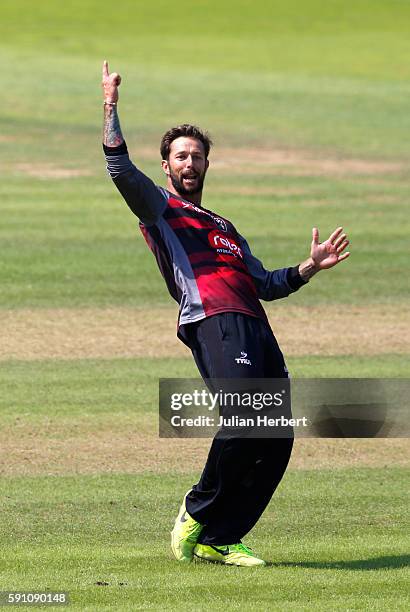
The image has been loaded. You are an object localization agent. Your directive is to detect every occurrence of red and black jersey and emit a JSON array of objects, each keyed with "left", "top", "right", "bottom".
[{"left": 104, "top": 143, "right": 306, "bottom": 342}]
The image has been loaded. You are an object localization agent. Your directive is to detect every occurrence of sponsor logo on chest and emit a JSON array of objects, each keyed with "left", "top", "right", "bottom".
[{"left": 208, "top": 230, "right": 243, "bottom": 259}]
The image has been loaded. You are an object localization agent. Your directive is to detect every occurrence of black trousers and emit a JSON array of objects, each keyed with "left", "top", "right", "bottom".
[{"left": 184, "top": 313, "right": 294, "bottom": 545}]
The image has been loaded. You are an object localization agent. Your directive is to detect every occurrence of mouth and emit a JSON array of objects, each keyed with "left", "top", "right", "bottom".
[{"left": 182, "top": 174, "right": 198, "bottom": 185}]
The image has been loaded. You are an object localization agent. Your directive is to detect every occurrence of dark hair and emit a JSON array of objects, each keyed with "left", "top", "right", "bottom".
[{"left": 160, "top": 124, "right": 212, "bottom": 160}]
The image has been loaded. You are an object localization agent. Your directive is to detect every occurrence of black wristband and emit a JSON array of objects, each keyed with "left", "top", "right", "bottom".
[{"left": 103, "top": 141, "right": 128, "bottom": 156}]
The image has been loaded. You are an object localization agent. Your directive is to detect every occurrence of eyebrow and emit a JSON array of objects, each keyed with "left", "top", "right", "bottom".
[{"left": 174, "top": 149, "right": 204, "bottom": 155}]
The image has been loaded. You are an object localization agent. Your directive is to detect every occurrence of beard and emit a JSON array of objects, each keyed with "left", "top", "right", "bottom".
[{"left": 169, "top": 167, "right": 206, "bottom": 198}]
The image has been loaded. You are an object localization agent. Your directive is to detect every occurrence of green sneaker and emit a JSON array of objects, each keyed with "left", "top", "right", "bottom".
[
  {"left": 194, "top": 543, "right": 266, "bottom": 566},
  {"left": 171, "top": 492, "right": 203, "bottom": 562}
]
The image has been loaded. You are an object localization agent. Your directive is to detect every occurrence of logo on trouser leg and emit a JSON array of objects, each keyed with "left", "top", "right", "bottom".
[{"left": 235, "top": 351, "right": 252, "bottom": 365}]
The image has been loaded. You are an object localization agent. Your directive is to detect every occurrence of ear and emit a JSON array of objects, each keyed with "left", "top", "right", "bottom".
[
  {"left": 161, "top": 159, "right": 170, "bottom": 177},
  {"left": 205, "top": 159, "right": 209, "bottom": 171}
]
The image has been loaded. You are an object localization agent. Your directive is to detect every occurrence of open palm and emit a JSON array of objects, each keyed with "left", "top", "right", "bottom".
[{"left": 311, "top": 227, "right": 350, "bottom": 270}]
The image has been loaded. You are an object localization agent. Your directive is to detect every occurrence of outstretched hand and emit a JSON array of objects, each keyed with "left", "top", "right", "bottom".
[
  {"left": 102, "top": 60, "right": 121, "bottom": 104},
  {"left": 310, "top": 226, "right": 350, "bottom": 270}
]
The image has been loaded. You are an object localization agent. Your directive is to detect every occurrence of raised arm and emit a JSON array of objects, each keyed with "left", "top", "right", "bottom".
[
  {"left": 102, "top": 60, "right": 124, "bottom": 148},
  {"left": 239, "top": 226, "right": 350, "bottom": 301},
  {"left": 101, "top": 60, "right": 167, "bottom": 225}
]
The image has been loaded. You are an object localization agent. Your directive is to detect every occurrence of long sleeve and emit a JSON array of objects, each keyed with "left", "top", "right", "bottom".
[
  {"left": 238, "top": 234, "right": 307, "bottom": 301},
  {"left": 104, "top": 142, "right": 167, "bottom": 226}
]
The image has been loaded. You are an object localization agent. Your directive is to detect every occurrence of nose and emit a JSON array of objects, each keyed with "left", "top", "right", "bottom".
[{"left": 185, "top": 155, "right": 193, "bottom": 168}]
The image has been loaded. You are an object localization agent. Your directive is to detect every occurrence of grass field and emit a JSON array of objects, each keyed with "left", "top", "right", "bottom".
[{"left": 1, "top": 1, "right": 409, "bottom": 610}]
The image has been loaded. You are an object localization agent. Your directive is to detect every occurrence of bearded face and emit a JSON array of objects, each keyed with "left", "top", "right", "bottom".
[
  {"left": 168, "top": 164, "right": 207, "bottom": 197},
  {"left": 162, "top": 136, "right": 209, "bottom": 202}
]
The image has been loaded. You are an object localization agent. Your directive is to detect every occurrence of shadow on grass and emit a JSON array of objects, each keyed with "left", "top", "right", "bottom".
[{"left": 267, "top": 554, "right": 410, "bottom": 571}]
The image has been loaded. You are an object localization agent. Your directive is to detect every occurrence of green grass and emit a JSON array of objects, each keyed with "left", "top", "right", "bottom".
[
  {"left": 0, "top": 1, "right": 409, "bottom": 609},
  {"left": 0, "top": 469, "right": 408, "bottom": 611},
  {"left": 0, "top": 355, "right": 408, "bottom": 422},
  {"left": 2, "top": 172, "right": 409, "bottom": 307},
  {"left": 2, "top": 0, "right": 410, "bottom": 80},
  {"left": 1, "top": 1, "right": 410, "bottom": 308}
]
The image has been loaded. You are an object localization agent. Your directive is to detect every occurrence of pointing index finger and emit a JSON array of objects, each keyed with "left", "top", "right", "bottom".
[{"left": 103, "top": 59, "right": 109, "bottom": 78}]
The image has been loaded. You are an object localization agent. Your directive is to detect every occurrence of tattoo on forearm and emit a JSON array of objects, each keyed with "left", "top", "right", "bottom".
[
  {"left": 103, "top": 105, "right": 124, "bottom": 147},
  {"left": 298, "top": 258, "right": 319, "bottom": 281}
]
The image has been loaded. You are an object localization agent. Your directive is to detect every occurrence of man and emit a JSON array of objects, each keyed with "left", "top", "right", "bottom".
[{"left": 101, "top": 60, "right": 350, "bottom": 567}]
